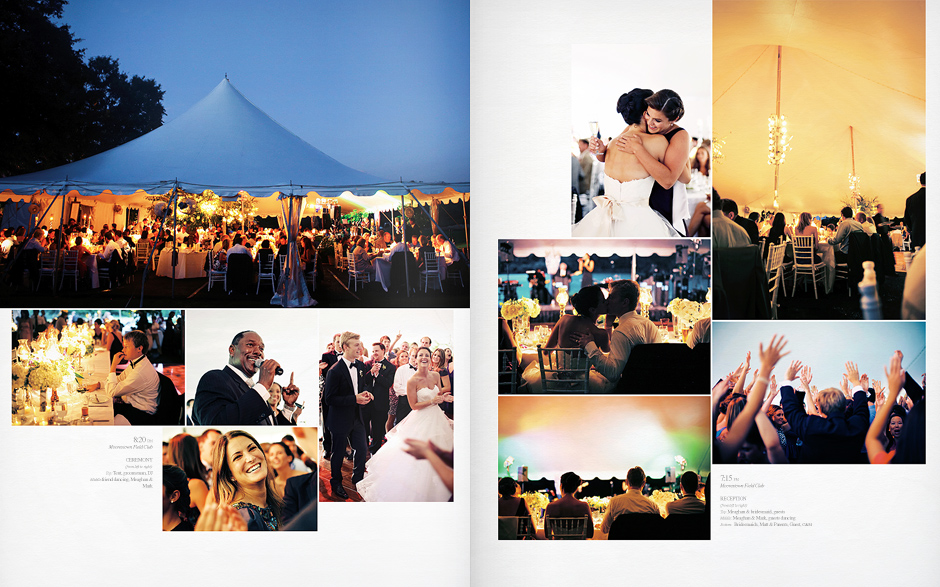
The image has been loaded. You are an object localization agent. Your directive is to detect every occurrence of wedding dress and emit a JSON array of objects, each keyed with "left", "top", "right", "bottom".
[
  {"left": 356, "top": 386, "right": 454, "bottom": 502},
  {"left": 572, "top": 175, "right": 680, "bottom": 237}
]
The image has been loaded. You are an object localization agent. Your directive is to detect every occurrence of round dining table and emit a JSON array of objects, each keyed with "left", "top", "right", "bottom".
[{"left": 156, "top": 250, "right": 209, "bottom": 278}]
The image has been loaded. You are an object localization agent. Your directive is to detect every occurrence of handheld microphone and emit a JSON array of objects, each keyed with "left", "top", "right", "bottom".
[{"left": 254, "top": 358, "right": 284, "bottom": 376}]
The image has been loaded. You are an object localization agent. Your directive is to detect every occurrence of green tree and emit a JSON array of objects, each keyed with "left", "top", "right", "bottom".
[{"left": 0, "top": 0, "right": 164, "bottom": 177}]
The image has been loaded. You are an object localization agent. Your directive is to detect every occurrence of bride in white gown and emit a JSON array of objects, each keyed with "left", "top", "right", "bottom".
[
  {"left": 573, "top": 88, "right": 680, "bottom": 238},
  {"left": 356, "top": 347, "right": 454, "bottom": 502}
]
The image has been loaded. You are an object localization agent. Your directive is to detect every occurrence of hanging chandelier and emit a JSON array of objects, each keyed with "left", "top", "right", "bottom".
[{"left": 767, "top": 114, "right": 791, "bottom": 165}]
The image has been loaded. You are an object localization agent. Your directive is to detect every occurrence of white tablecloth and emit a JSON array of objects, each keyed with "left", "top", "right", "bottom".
[
  {"left": 156, "top": 250, "right": 208, "bottom": 278},
  {"left": 889, "top": 230, "right": 904, "bottom": 248},
  {"left": 373, "top": 252, "right": 446, "bottom": 292}
]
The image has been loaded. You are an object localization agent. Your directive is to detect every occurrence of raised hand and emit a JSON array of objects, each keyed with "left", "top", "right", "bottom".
[
  {"left": 839, "top": 375, "right": 851, "bottom": 399},
  {"left": 860, "top": 373, "right": 870, "bottom": 391},
  {"left": 712, "top": 378, "right": 732, "bottom": 406},
  {"left": 844, "top": 361, "right": 860, "bottom": 387},
  {"left": 885, "top": 352, "right": 905, "bottom": 397},
  {"left": 800, "top": 365, "right": 813, "bottom": 387},
  {"left": 785, "top": 360, "right": 803, "bottom": 381},
  {"left": 872, "top": 380, "right": 884, "bottom": 395},
  {"left": 758, "top": 335, "right": 789, "bottom": 371},
  {"left": 875, "top": 391, "right": 886, "bottom": 409}
]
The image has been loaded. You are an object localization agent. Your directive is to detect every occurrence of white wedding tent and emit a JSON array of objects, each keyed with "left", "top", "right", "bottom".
[
  {"left": 0, "top": 78, "right": 468, "bottom": 222},
  {"left": 713, "top": 0, "right": 925, "bottom": 216}
]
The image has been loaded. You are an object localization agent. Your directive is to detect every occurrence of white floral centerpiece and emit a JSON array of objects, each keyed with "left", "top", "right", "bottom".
[
  {"left": 649, "top": 490, "right": 679, "bottom": 517},
  {"left": 500, "top": 298, "right": 541, "bottom": 343}
]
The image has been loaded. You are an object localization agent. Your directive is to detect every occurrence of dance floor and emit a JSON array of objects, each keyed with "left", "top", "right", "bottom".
[{"left": 318, "top": 440, "right": 364, "bottom": 502}]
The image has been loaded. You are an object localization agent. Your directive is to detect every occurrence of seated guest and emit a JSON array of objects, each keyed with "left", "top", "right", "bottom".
[
  {"left": 828, "top": 206, "right": 864, "bottom": 261},
  {"left": 415, "top": 235, "right": 437, "bottom": 270},
  {"left": 352, "top": 237, "right": 377, "bottom": 276},
  {"left": 498, "top": 477, "right": 536, "bottom": 531},
  {"left": 227, "top": 234, "right": 251, "bottom": 258},
  {"left": 434, "top": 233, "right": 460, "bottom": 266},
  {"left": 70, "top": 236, "right": 93, "bottom": 278},
  {"left": 779, "top": 359, "right": 869, "bottom": 463},
  {"left": 712, "top": 195, "right": 752, "bottom": 248},
  {"left": 382, "top": 233, "right": 408, "bottom": 262},
  {"left": 687, "top": 317, "right": 710, "bottom": 349},
  {"left": 765, "top": 212, "right": 786, "bottom": 245},
  {"left": 544, "top": 472, "right": 594, "bottom": 539},
  {"left": 193, "top": 330, "right": 280, "bottom": 425},
  {"left": 24, "top": 228, "right": 47, "bottom": 252},
  {"left": 521, "top": 284, "right": 610, "bottom": 393},
  {"left": 721, "top": 198, "right": 759, "bottom": 244},
  {"left": 856, "top": 212, "right": 876, "bottom": 235},
  {"left": 665, "top": 471, "right": 706, "bottom": 516},
  {"left": 257, "top": 239, "right": 274, "bottom": 268},
  {"left": 573, "top": 280, "right": 661, "bottom": 393},
  {"left": 86, "top": 330, "right": 160, "bottom": 425},
  {"left": 600, "top": 466, "right": 659, "bottom": 533},
  {"left": 791, "top": 212, "right": 822, "bottom": 261}
]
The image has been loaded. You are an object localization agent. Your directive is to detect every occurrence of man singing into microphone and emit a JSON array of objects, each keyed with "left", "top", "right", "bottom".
[{"left": 193, "top": 330, "right": 295, "bottom": 425}]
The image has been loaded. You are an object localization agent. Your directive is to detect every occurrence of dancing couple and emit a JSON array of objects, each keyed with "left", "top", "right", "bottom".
[
  {"left": 573, "top": 88, "right": 696, "bottom": 237},
  {"left": 323, "top": 331, "right": 454, "bottom": 501}
]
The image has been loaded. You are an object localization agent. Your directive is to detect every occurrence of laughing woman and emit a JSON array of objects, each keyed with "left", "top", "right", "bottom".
[{"left": 212, "top": 430, "right": 283, "bottom": 531}]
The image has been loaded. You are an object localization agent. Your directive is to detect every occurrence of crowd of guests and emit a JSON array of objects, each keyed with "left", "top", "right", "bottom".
[
  {"left": 714, "top": 336, "right": 925, "bottom": 464},
  {"left": 498, "top": 467, "right": 707, "bottom": 540},
  {"left": 319, "top": 332, "right": 455, "bottom": 475},
  {"left": 338, "top": 224, "right": 467, "bottom": 293},
  {"left": 161, "top": 428, "right": 317, "bottom": 531}
]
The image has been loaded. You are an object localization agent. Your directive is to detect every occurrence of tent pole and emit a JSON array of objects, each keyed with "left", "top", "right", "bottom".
[
  {"left": 139, "top": 187, "right": 174, "bottom": 307},
  {"left": 171, "top": 183, "right": 179, "bottom": 299},
  {"left": 772, "top": 45, "right": 782, "bottom": 206},
  {"left": 401, "top": 191, "right": 410, "bottom": 297},
  {"left": 461, "top": 196, "right": 468, "bottom": 252}
]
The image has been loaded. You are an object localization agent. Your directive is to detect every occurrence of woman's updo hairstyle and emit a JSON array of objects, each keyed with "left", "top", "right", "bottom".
[
  {"left": 617, "top": 88, "right": 654, "bottom": 124},
  {"left": 645, "top": 89, "right": 685, "bottom": 122},
  {"left": 163, "top": 464, "right": 198, "bottom": 523},
  {"left": 498, "top": 476, "right": 519, "bottom": 498},
  {"left": 570, "top": 284, "right": 604, "bottom": 316}
]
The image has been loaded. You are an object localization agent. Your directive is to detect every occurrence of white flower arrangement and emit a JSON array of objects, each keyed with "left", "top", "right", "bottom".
[
  {"left": 11, "top": 363, "right": 28, "bottom": 389},
  {"left": 27, "top": 363, "right": 63, "bottom": 391},
  {"left": 666, "top": 298, "right": 708, "bottom": 323},
  {"left": 500, "top": 298, "right": 540, "bottom": 321},
  {"left": 503, "top": 456, "right": 514, "bottom": 476},
  {"left": 674, "top": 455, "right": 687, "bottom": 470}
]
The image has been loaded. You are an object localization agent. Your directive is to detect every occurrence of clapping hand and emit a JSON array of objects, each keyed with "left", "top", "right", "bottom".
[
  {"left": 355, "top": 391, "right": 374, "bottom": 405},
  {"left": 194, "top": 503, "right": 248, "bottom": 532}
]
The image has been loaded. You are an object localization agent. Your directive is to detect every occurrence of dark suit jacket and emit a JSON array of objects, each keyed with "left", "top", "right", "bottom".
[
  {"left": 193, "top": 366, "right": 275, "bottom": 425},
  {"left": 733, "top": 216, "right": 760, "bottom": 245},
  {"left": 321, "top": 351, "right": 338, "bottom": 376},
  {"left": 904, "top": 187, "right": 925, "bottom": 248},
  {"left": 780, "top": 385, "right": 869, "bottom": 463},
  {"left": 282, "top": 473, "right": 317, "bottom": 528},
  {"left": 323, "top": 358, "right": 368, "bottom": 435},
  {"left": 362, "top": 358, "right": 395, "bottom": 412}
]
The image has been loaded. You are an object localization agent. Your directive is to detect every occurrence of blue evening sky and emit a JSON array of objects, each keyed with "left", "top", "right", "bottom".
[
  {"left": 57, "top": 0, "right": 469, "bottom": 183},
  {"left": 713, "top": 322, "right": 927, "bottom": 390}
]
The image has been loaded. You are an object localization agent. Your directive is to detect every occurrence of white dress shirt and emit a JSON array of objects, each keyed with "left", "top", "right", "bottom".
[
  {"left": 584, "top": 311, "right": 662, "bottom": 384},
  {"left": 382, "top": 241, "right": 407, "bottom": 262},
  {"left": 340, "top": 356, "right": 359, "bottom": 395},
  {"left": 105, "top": 356, "right": 160, "bottom": 415},
  {"left": 393, "top": 363, "right": 417, "bottom": 397},
  {"left": 227, "top": 243, "right": 251, "bottom": 257}
]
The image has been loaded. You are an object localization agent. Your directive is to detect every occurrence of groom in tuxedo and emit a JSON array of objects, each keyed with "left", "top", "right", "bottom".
[
  {"left": 323, "top": 331, "right": 374, "bottom": 499},
  {"left": 193, "top": 331, "right": 280, "bottom": 425},
  {"left": 363, "top": 341, "right": 396, "bottom": 454}
]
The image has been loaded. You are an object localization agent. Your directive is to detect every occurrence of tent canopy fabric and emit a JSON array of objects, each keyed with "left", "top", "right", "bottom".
[
  {"left": 0, "top": 79, "right": 468, "bottom": 213},
  {"left": 714, "top": 0, "right": 925, "bottom": 216},
  {"left": 506, "top": 239, "right": 709, "bottom": 259}
]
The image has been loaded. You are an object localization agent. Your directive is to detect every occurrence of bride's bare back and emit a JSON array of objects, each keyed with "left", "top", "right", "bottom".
[{"left": 604, "top": 126, "right": 668, "bottom": 182}]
